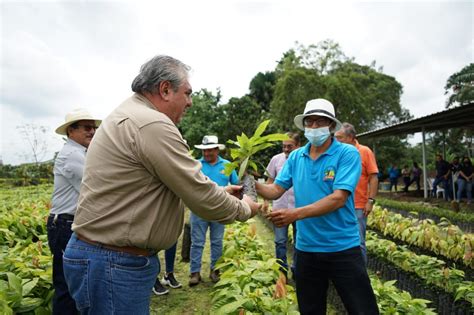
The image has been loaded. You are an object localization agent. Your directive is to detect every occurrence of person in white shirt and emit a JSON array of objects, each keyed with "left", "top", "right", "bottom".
[{"left": 47, "top": 109, "right": 100, "bottom": 314}]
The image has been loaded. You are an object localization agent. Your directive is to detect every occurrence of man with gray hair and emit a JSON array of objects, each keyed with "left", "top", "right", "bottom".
[
  {"left": 63, "top": 55, "right": 260, "bottom": 314},
  {"left": 335, "top": 122, "right": 379, "bottom": 265}
]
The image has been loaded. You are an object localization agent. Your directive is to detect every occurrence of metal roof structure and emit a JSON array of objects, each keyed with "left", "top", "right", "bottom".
[
  {"left": 357, "top": 102, "right": 474, "bottom": 140},
  {"left": 355, "top": 102, "right": 474, "bottom": 199}
]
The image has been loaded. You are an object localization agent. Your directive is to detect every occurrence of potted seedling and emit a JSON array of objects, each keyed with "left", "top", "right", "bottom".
[{"left": 223, "top": 120, "right": 289, "bottom": 203}]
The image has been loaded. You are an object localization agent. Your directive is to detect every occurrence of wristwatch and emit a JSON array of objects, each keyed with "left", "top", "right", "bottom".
[{"left": 368, "top": 198, "right": 376, "bottom": 204}]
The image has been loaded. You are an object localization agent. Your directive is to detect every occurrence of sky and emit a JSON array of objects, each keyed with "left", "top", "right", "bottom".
[{"left": 1, "top": 0, "right": 472, "bottom": 165}]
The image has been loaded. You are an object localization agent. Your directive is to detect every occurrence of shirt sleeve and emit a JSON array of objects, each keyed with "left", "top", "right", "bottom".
[
  {"left": 333, "top": 147, "right": 362, "bottom": 194},
  {"left": 365, "top": 148, "right": 379, "bottom": 175},
  {"left": 266, "top": 156, "right": 277, "bottom": 180},
  {"left": 62, "top": 149, "right": 85, "bottom": 192},
  {"left": 136, "top": 122, "right": 251, "bottom": 223},
  {"left": 274, "top": 154, "right": 293, "bottom": 190}
]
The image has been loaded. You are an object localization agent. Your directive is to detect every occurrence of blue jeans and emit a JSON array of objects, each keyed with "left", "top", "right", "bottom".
[
  {"left": 295, "top": 247, "right": 378, "bottom": 315},
  {"left": 46, "top": 215, "right": 78, "bottom": 315},
  {"left": 355, "top": 209, "right": 367, "bottom": 266},
  {"left": 190, "top": 213, "right": 224, "bottom": 272},
  {"left": 457, "top": 179, "right": 472, "bottom": 203},
  {"left": 63, "top": 233, "right": 158, "bottom": 314},
  {"left": 274, "top": 222, "right": 297, "bottom": 275}
]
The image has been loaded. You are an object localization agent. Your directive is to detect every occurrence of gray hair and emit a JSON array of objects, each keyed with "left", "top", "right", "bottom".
[
  {"left": 340, "top": 122, "right": 357, "bottom": 138},
  {"left": 131, "top": 55, "right": 190, "bottom": 94}
]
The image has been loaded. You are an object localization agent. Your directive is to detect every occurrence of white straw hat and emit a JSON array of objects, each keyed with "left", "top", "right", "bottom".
[
  {"left": 194, "top": 135, "right": 225, "bottom": 150},
  {"left": 55, "top": 108, "right": 101, "bottom": 135},
  {"left": 294, "top": 99, "right": 342, "bottom": 131}
]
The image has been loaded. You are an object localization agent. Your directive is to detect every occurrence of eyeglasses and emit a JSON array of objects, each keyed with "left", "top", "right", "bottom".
[
  {"left": 77, "top": 125, "right": 98, "bottom": 132},
  {"left": 282, "top": 144, "right": 295, "bottom": 149},
  {"left": 303, "top": 117, "right": 331, "bottom": 128}
]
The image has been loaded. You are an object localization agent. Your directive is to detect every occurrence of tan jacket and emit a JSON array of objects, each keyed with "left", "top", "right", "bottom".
[{"left": 72, "top": 93, "right": 251, "bottom": 250}]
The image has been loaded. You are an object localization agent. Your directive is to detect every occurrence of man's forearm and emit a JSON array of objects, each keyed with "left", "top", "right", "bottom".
[
  {"left": 368, "top": 175, "right": 378, "bottom": 199},
  {"left": 256, "top": 181, "right": 285, "bottom": 200},
  {"left": 296, "top": 190, "right": 348, "bottom": 220}
]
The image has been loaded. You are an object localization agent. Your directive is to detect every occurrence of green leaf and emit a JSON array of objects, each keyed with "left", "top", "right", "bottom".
[
  {"left": 254, "top": 134, "right": 289, "bottom": 145},
  {"left": 251, "top": 120, "right": 270, "bottom": 139},
  {"left": 0, "top": 300, "right": 13, "bottom": 315},
  {"left": 250, "top": 143, "right": 276, "bottom": 156},
  {"left": 7, "top": 273, "right": 22, "bottom": 296},
  {"left": 250, "top": 273, "right": 274, "bottom": 284},
  {"left": 22, "top": 278, "right": 38, "bottom": 296},
  {"left": 16, "top": 297, "right": 43, "bottom": 313},
  {"left": 238, "top": 157, "right": 249, "bottom": 181},
  {"left": 214, "top": 298, "right": 251, "bottom": 315},
  {"left": 248, "top": 161, "right": 258, "bottom": 172}
]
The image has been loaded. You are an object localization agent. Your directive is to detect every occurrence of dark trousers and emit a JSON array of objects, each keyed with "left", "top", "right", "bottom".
[
  {"left": 403, "top": 176, "right": 411, "bottom": 192},
  {"left": 164, "top": 243, "right": 177, "bottom": 273},
  {"left": 46, "top": 215, "right": 78, "bottom": 315},
  {"left": 389, "top": 178, "right": 398, "bottom": 191},
  {"left": 409, "top": 176, "right": 421, "bottom": 191},
  {"left": 295, "top": 247, "right": 379, "bottom": 315}
]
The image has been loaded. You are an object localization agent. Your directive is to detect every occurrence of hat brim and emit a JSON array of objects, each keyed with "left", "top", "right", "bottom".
[
  {"left": 55, "top": 119, "right": 102, "bottom": 135},
  {"left": 194, "top": 144, "right": 225, "bottom": 150},
  {"left": 294, "top": 113, "right": 342, "bottom": 132}
]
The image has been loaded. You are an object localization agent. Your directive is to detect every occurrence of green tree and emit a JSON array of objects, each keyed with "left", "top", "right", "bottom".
[
  {"left": 217, "top": 96, "right": 265, "bottom": 145},
  {"left": 296, "top": 39, "right": 350, "bottom": 75},
  {"left": 365, "top": 137, "right": 409, "bottom": 180},
  {"left": 179, "top": 89, "right": 224, "bottom": 148},
  {"left": 441, "top": 63, "right": 474, "bottom": 159},
  {"left": 248, "top": 71, "right": 276, "bottom": 112},
  {"left": 275, "top": 49, "right": 302, "bottom": 74},
  {"left": 326, "top": 61, "right": 410, "bottom": 132},
  {"left": 270, "top": 68, "right": 326, "bottom": 131},
  {"left": 444, "top": 63, "right": 474, "bottom": 108}
]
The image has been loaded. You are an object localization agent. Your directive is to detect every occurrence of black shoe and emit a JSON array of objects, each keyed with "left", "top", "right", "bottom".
[
  {"left": 209, "top": 269, "right": 220, "bottom": 283},
  {"left": 152, "top": 279, "right": 169, "bottom": 295},
  {"left": 162, "top": 273, "right": 182, "bottom": 289}
]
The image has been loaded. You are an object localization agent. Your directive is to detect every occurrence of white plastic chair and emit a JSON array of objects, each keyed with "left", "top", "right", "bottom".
[
  {"left": 436, "top": 187, "right": 445, "bottom": 199},
  {"left": 427, "top": 177, "right": 445, "bottom": 199}
]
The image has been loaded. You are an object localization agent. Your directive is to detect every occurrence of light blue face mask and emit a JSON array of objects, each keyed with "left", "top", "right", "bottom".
[{"left": 304, "top": 127, "right": 331, "bottom": 147}]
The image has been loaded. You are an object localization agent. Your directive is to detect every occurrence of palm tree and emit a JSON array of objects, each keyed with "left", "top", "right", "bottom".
[{"left": 444, "top": 63, "right": 474, "bottom": 108}]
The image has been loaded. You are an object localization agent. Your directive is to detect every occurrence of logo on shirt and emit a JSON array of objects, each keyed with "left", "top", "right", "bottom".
[{"left": 323, "top": 167, "right": 336, "bottom": 181}]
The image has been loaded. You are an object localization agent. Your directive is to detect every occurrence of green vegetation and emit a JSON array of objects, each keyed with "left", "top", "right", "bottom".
[
  {"left": 367, "top": 231, "right": 474, "bottom": 306},
  {"left": 370, "top": 275, "right": 436, "bottom": 314},
  {"left": 369, "top": 205, "right": 473, "bottom": 267},
  {"left": 377, "top": 198, "right": 474, "bottom": 224},
  {"left": 224, "top": 120, "right": 288, "bottom": 180},
  {"left": 445, "top": 63, "right": 474, "bottom": 108},
  {"left": 2, "top": 184, "right": 474, "bottom": 314},
  {"left": 212, "top": 222, "right": 299, "bottom": 314},
  {"left": 0, "top": 185, "right": 53, "bottom": 314}
]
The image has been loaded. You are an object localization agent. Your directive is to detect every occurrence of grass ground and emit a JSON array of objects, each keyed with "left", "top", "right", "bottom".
[
  {"left": 149, "top": 214, "right": 278, "bottom": 314},
  {"left": 150, "top": 212, "right": 339, "bottom": 314},
  {"left": 149, "top": 210, "right": 214, "bottom": 315}
]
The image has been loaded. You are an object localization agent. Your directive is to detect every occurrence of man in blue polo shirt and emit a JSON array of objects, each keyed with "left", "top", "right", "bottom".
[
  {"left": 189, "top": 135, "right": 239, "bottom": 286},
  {"left": 256, "top": 99, "right": 378, "bottom": 314}
]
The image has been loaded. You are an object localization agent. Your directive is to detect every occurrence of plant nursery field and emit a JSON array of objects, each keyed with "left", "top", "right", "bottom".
[{"left": 1, "top": 184, "right": 473, "bottom": 314}]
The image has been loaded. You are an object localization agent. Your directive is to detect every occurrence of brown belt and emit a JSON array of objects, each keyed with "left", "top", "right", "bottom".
[{"left": 76, "top": 233, "right": 155, "bottom": 257}]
